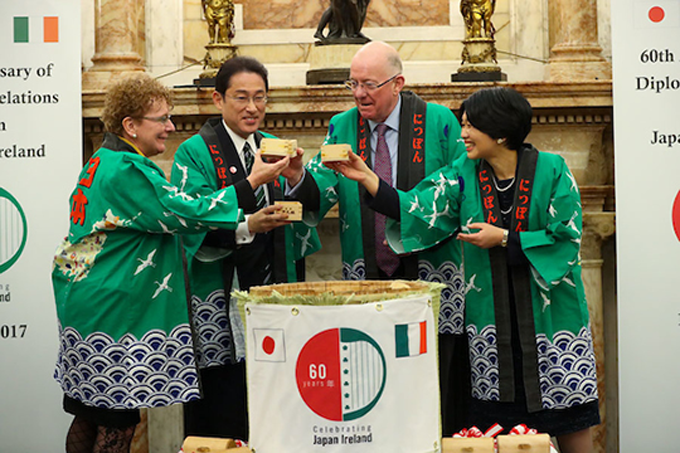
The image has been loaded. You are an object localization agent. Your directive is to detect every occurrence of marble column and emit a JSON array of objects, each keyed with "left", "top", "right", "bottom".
[
  {"left": 130, "top": 409, "right": 149, "bottom": 453},
  {"left": 147, "top": 405, "right": 185, "bottom": 453},
  {"left": 82, "top": 0, "right": 145, "bottom": 90},
  {"left": 545, "top": 0, "right": 611, "bottom": 81},
  {"left": 581, "top": 188, "right": 615, "bottom": 453}
]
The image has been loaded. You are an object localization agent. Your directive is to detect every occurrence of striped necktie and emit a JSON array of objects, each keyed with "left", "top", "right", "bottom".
[
  {"left": 373, "top": 123, "right": 400, "bottom": 276},
  {"left": 243, "top": 141, "right": 266, "bottom": 210}
]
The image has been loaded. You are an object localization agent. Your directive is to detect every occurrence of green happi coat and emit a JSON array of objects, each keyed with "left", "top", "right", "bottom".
[
  {"left": 387, "top": 145, "right": 598, "bottom": 411},
  {"left": 301, "top": 92, "right": 468, "bottom": 335},
  {"left": 52, "top": 133, "right": 244, "bottom": 410},
  {"left": 172, "top": 119, "right": 320, "bottom": 367}
]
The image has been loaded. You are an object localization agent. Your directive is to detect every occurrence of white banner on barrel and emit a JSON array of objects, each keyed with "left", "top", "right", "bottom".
[{"left": 246, "top": 295, "right": 440, "bottom": 453}]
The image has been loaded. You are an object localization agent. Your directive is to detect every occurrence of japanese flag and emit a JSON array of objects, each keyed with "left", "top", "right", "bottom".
[
  {"left": 253, "top": 328, "right": 286, "bottom": 362},
  {"left": 395, "top": 321, "right": 427, "bottom": 358},
  {"left": 633, "top": 2, "right": 680, "bottom": 28}
]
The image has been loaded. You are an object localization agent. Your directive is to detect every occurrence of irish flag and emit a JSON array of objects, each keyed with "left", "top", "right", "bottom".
[
  {"left": 395, "top": 320, "right": 427, "bottom": 358},
  {"left": 13, "top": 16, "right": 59, "bottom": 43}
]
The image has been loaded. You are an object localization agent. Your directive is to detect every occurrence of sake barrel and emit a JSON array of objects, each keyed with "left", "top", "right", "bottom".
[{"left": 235, "top": 280, "right": 444, "bottom": 453}]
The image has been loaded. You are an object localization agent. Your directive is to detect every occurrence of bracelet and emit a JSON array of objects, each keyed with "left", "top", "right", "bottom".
[{"left": 501, "top": 229, "right": 509, "bottom": 247}]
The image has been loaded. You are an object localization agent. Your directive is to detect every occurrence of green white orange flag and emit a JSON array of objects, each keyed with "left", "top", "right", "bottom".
[
  {"left": 395, "top": 320, "right": 428, "bottom": 358},
  {"left": 13, "top": 16, "right": 59, "bottom": 43}
]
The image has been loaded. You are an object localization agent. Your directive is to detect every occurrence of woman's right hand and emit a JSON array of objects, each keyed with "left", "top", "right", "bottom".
[
  {"left": 325, "top": 152, "right": 381, "bottom": 196},
  {"left": 456, "top": 222, "right": 506, "bottom": 249}
]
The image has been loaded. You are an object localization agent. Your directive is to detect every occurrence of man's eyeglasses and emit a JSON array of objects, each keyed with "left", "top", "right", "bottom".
[
  {"left": 344, "top": 73, "right": 401, "bottom": 92},
  {"left": 225, "top": 94, "right": 268, "bottom": 107},
  {"left": 139, "top": 114, "right": 172, "bottom": 124}
]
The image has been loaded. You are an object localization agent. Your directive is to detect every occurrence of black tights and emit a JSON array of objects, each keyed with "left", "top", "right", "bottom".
[{"left": 66, "top": 416, "right": 136, "bottom": 453}]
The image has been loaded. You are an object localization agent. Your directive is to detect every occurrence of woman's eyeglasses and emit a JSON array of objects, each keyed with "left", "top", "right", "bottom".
[{"left": 139, "top": 114, "right": 172, "bottom": 124}]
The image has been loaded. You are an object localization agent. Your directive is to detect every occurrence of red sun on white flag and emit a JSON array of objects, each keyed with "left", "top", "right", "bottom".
[
  {"left": 253, "top": 328, "right": 286, "bottom": 362},
  {"left": 634, "top": 2, "right": 680, "bottom": 27}
]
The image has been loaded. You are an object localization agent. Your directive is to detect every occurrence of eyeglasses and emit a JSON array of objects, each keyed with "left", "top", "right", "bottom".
[
  {"left": 344, "top": 73, "right": 401, "bottom": 92},
  {"left": 138, "top": 114, "right": 172, "bottom": 124},
  {"left": 225, "top": 94, "right": 268, "bottom": 107}
]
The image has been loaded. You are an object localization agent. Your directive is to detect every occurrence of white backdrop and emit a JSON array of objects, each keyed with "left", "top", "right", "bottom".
[
  {"left": 612, "top": 1, "right": 680, "bottom": 451},
  {"left": 0, "top": 1, "right": 82, "bottom": 450}
]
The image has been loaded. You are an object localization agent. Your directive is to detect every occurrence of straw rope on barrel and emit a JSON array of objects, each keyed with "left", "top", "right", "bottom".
[
  {"left": 249, "top": 279, "right": 430, "bottom": 297},
  {"left": 233, "top": 280, "right": 444, "bottom": 325}
]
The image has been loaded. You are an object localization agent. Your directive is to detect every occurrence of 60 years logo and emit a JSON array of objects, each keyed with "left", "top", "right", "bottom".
[
  {"left": 295, "top": 328, "right": 386, "bottom": 421},
  {"left": 0, "top": 188, "right": 28, "bottom": 273}
]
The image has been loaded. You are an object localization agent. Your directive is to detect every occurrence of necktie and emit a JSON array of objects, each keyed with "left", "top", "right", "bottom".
[
  {"left": 243, "top": 141, "right": 271, "bottom": 283},
  {"left": 243, "top": 141, "right": 266, "bottom": 210},
  {"left": 373, "top": 123, "right": 400, "bottom": 276}
]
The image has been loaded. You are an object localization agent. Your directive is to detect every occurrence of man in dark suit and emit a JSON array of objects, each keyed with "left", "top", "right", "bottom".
[{"left": 171, "top": 56, "right": 317, "bottom": 439}]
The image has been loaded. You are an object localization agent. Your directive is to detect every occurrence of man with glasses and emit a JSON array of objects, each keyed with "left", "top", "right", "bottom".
[
  {"left": 284, "top": 41, "right": 469, "bottom": 435},
  {"left": 171, "top": 56, "right": 319, "bottom": 440}
]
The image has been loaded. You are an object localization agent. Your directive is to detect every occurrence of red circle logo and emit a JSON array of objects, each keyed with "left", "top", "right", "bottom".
[
  {"left": 649, "top": 6, "right": 665, "bottom": 23},
  {"left": 672, "top": 191, "right": 680, "bottom": 241},
  {"left": 295, "top": 328, "right": 386, "bottom": 421}
]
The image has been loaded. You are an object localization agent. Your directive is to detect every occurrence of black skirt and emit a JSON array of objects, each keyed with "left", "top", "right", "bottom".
[
  {"left": 467, "top": 395, "right": 600, "bottom": 437},
  {"left": 63, "top": 395, "right": 141, "bottom": 428}
]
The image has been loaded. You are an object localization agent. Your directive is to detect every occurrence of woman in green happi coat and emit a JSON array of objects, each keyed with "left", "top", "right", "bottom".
[
  {"left": 326, "top": 87, "right": 599, "bottom": 453},
  {"left": 52, "top": 74, "right": 290, "bottom": 453}
]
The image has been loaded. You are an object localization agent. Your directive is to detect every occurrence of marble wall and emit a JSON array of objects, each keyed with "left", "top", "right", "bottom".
[
  {"left": 239, "top": 0, "right": 451, "bottom": 29},
  {"left": 83, "top": 0, "right": 569, "bottom": 86},
  {"left": 81, "top": 0, "right": 612, "bottom": 84}
]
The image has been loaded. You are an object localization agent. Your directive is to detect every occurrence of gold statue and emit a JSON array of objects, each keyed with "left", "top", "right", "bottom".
[
  {"left": 452, "top": 0, "right": 505, "bottom": 81},
  {"left": 197, "top": 0, "right": 238, "bottom": 84},
  {"left": 460, "top": 0, "right": 496, "bottom": 39},
  {"left": 202, "top": 0, "right": 235, "bottom": 44}
]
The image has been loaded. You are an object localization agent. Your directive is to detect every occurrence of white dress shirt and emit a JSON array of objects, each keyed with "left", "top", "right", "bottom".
[{"left": 223, "top": 120, "right": 269, "bottom": 244}]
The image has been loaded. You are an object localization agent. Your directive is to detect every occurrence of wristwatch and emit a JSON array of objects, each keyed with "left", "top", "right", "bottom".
[{"left": 501, "top": 229, "right": 509, "bottom": 247}]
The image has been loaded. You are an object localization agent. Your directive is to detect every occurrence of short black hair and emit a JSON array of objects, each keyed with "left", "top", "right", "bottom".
[
  {"left": 459, "top": 87, "right": 533, "bottom": 151},
  {"left": 215, "top": 56, "right": 269, "bottom": 95}
]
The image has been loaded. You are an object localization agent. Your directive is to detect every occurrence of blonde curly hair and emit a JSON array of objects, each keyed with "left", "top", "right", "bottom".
[{"left": 101, "top": 73, "right": 174, "bottom": 135}]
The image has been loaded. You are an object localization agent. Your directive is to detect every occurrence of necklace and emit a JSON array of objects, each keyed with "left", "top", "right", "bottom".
[{"left": 492, "top": 174, "right": 516, "bottom": 193}]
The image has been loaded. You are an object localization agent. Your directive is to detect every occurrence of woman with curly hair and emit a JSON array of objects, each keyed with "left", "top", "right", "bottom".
[{"left": 52, "top": 73, "right": 290, "bottom": 453}]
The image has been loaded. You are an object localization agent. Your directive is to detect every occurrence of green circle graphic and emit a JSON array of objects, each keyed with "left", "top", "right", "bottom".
[{"left": 0, "top": 187, "right": 28, "bottom": 273}]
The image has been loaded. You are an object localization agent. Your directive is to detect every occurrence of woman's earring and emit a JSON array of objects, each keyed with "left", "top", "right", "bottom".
[
  {"left": 132, "top": 133, "right": 137, "bottom": 138},
  {"left": 497, "top": 138, "right": 504, "bottom": 144}
]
